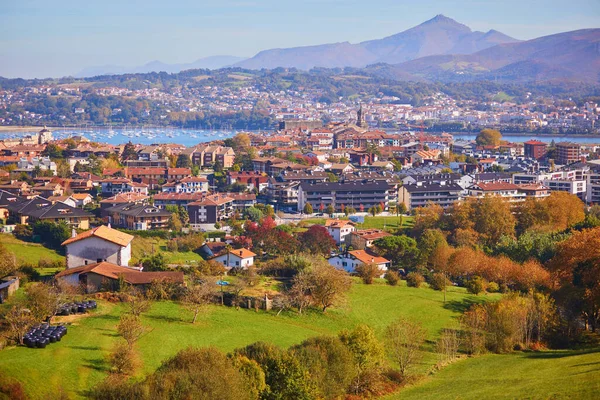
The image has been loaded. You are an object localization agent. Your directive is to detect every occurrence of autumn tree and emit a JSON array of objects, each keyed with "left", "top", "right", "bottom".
[
  {"left": 0, "top": 243, "right": 17, "bottom": 278},
  {"left": 107, "top": 342, "right": 139, "bottom": 376},
  {"left": 183, "top": 278, "right": 216, "bottom": 323},
  {"left": 338, "top": 324, "right": 384, "bottom": 395},
  {"left": 385, "top": 317, "right": 427, "bottom": 376},
  {"left": 3, "top": 302, "right": 35, "bottom": 345},
  {"left": 26, "top": 282, "right": 61, "bottom": 322},
  {"left": 412, "top": 202, "right": 444, "bottom": 237},
  {"left": 299, "top": 225, "right": 336, "bottom": 256},
  {"left": 303, "top": 203, "right": 313, "bottom": 215},
  {"left": 305, "top": 262, "right": 352, "bottom": 312},
  {"left": 471, "top": 196, "right": 516, "bottom": 246},
  {"left": 355, "top": 263, "right": 380, "bottom": 284},
  {"left": 117, "top": 314, "right": 145, "bottom": 348},
  {"left": 476, "top": 128, "right": 502, "bottom": 146},
  {"left": 549, "top": 227, "right": 600, "bottom": 332}
]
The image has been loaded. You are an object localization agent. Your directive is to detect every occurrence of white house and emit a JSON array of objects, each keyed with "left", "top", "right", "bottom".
[
  {"left": 61, "top": 225, "right": 134, "bottom": 269},
  {"left": 328, "top": 250, "right": 390, "bottom": 276},
  {"left": 211, "top": 248, "right": 256, "bottom": 269},
  {"left": 72, "top": 193, "right": 94, "bottom": 208},
  {"left": 325, "top": 219, "right": 355, "bottom": 244}
]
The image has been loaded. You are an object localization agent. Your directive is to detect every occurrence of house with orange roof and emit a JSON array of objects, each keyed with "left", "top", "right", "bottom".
[
  {"left": 61, "top": 225, "right": 134, "bottom": 269},
  {"left": 348, "top": 229, "right": 392, "bottom": 250},
  {"left": 55, "top": 261, "right": 184, "bottom": 293},
  {"left": 325, "top": 219, "right": 356, "bottom": 244},
  {"left": 328, "top": 249, "right": 390, "bottom": 276},
  {"left": 211, "top": 248, "right": 256, "bottom": 269}
]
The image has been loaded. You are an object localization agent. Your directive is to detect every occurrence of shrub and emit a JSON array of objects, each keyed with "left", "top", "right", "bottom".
[
  {"left": 487, "top": 282, "right": 500, "bottom": 293},
  {"left": 406, "top": 272, "right": 424, "bottom": 288},
  {"left": 355, "top": 263, "right": 380, "bottom": 284},
  {"left": 465, "top": 276, "right": 487, "bottom": 295},
  {"left": 12, "top": 224, "right": 32, "bottom": 241},
  {"left": 384, "top": 271, "right": 400, "bottom": 286},
  {"left": 107, "top": 342, "right": 138, "bottom": 376},
  {"left": 429, "top": 273, "right": 451, "bottom": 291}
]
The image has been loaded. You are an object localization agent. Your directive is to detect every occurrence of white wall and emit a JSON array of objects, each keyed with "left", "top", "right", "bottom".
[{"left": 66, "top": 237, "right": 130, "bottom": 269}]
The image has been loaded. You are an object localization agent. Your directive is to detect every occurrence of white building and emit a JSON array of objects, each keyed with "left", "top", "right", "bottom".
[
  {"left": 212, "top": 248, "right": 256, "bottom": 269},
  {"left": 328, "top": 250, "right": 390, "bottom": 276},
  {"left": 61, "top": 225, "right": 134, "bottom": 269},
  {"left": 325, "top": 219, "right": 356, "bottom": 244}
]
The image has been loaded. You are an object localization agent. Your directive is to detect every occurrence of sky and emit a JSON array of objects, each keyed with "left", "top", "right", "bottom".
[{"left": 1, "top": 0, "right": 599, "bottom": 79}]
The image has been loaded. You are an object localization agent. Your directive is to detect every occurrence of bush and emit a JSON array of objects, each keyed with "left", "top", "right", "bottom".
[
  {"left": 429, "top": 273, "right": 451, "bottom": 291},
  {"left": 355, "top": 263, "right": 380, "bottom": 284},
  {"left": 166, "top": 233, "right": 205, "bottom": 253},
  {"left": 465, "top": 276, "right": 487, "bottom": 295},
  {"left": 384, "top": 271, "right": 400, "bottom": 286},
  {"left": 406, "top": 272, "right": 424, "bottom": 288},
  {"left": 487, "top": 282, "right": 500, "bottom": 293},
  {"left": 0, "top": 372, "right": 27, "bottom": 400},
  {"left": 13, "top": 224, "right": 32, "bottom": 241},
  {"left": 107, "top": 342, "right": 138, "bottom": 376}
]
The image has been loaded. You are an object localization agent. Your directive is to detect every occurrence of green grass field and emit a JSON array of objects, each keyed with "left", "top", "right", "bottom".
[
  {"left": 304, "top": 215, "right": 414, "bottom": 232},
  {"left": 129, "top": 236, "right": 204, "bottom": 265},
  {"left": 0, "top": 282, "right": 492, "bottom": 399},
  {"left": 0, "top": 234, "right": 65, "bottom": 265},
  {"left": 387, "top": 348, "right": 600, "bottom": 400}
]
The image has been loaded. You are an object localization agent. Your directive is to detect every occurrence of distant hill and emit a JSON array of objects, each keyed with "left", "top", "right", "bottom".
[
  {"left": 234, "top": 15, "right": 519, "bottom": 70},
  {"left": 383, "top": 29, "right": 600, "bottom": 83},
  {"left": 75, "top": 55, "right": 246, "bottom": 78}
]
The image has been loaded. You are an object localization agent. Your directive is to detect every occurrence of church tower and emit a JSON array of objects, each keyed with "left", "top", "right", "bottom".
[{"left": 357, "top": 104, "right": 367, "bottom": 128}]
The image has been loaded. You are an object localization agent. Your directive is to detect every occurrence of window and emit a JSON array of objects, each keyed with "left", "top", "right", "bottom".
[{"left": 236, "top": 261, "right": 239, "bottom": 266}]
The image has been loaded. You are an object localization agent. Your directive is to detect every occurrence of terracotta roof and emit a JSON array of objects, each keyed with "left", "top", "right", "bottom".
[
  {"left": 352, "top": 229, "right": 391, "bottom": 241},
  {"left": 100, "top": 193, "right": 149, "bottom": 204},
  {"left": 325, "top": 219, "right": 354, "bottom": 229},
  {"left": 55, "top": 262, "right": 184, "bottom": 285},
  {"left": 72, "top": 193, "right": 92, "bottom": 200},
  {"left": 62, "top": 225, "right": 134, "bottom": 247},
  {"left": 213, "top": 248, "right": 256, "bottom": 259},
  {"left": 349, "top": 250, "right": 389, "bottom": 264}
]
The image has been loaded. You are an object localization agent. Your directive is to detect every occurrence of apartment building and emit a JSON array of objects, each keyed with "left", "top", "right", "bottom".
[
  {"left": 556, "top": 142, "right": 581, "bottom": 165},
  {"left": 298, "top": 181, "right": 393, "bottom": 213},
  {"left": 399, "top": 181, "right": 463, "bottom": 210},
  {"left": 188, "top": 194, "right": 234, "bottom": 226}
]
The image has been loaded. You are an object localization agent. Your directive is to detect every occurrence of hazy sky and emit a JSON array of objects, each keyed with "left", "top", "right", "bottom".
[{"left": 1, "top": 0, "right": 598, "bottom": 78}]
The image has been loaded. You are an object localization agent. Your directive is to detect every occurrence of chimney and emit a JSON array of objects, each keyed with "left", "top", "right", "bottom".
[
  {"left": 239, "top": 250, "right": 243, "bottom": 256},
  {"left": 107, "top": 222, "right": 111, "bottom": 229},
  {"left": 71, "top": 228, "right": 77, "bottom": 238}
]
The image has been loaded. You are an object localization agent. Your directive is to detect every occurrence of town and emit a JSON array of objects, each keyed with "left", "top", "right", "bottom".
[
  {"left": 1, "top": 69, "right": 599, "bottom": 134},
  {"left": 1, "top": 3, "right": 600, "bottom": 399}
]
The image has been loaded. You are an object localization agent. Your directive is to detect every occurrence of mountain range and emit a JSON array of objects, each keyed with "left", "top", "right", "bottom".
[
  {"left": 75, "top": 15, "right": 599, "bottom": 84},
  {"left": 75, "top": 55, "right": 246, "bottom": 78},
  {"left": 233, "top": 15, "right": 520, "bottom": 69}
]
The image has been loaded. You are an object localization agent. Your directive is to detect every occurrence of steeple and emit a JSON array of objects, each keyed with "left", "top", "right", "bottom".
[{"left": 357, "top": 104, "right": 367, "bottom": 128}]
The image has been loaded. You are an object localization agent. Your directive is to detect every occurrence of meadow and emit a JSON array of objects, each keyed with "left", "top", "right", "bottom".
[{"left": 0, "top": 281, "right": 491, "bottom": 399}]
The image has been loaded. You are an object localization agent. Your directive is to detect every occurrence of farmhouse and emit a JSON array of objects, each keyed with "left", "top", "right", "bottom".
[
  {"left": 62, "top": 225, "right": 134, "bottom": 269},
  {"left": 211, "top": 248, "right": 256, "bottom": 269},
  {"left": 55, "top": 262, "right": 184, "bottom": 293},
  {"left": 328, "top": 250, "right": 390, "bottom": 275}
]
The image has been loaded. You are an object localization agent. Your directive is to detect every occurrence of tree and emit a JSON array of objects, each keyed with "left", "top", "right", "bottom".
[
  {"left": 125, "top": 290, "right": 152, "bottom": 317},
  {"left": 183, "top": 278, "right": 215, "bottom": 323},
  {"left": 549, "top": 227, "right": 600, "bottom": 332},
  {"left": 42, "top": 143, "right": 64, "bottom": 159},
  {"left": 26, "top": 282, "right": 60, "bottom": 322},
  {"left": 232, "top": 132, "right": 251, "bottom": 152},
  {"left": 146, "top": 347, "right": 259, "bottom": 400},
  {"left": 3, "top": 303, "right": 35, "bottom": 345},
  {"left": 288, "top": 270, "right": 315, "bottom": 314},
  {"left": 141, "top": 253, "right": 167, "bottom": 271},
  {"left": 291, "top": 336, "right": 355, "bottom": 399},
  {"left": 476, "top": 128, "right": 502, "bottom": 146},
  {"left": 326, "top": 204, "right": 335, "bottom": 215},
  {"left": 245, "top": 206, "right": 264, "bottom": 222},
  {"left": 471, "top": 196, "right": 516, "bottom": 246},
  {"left": 385, "top": 317, "right": 426, "bottom": 376},
  {"left": 0, "top": 243, "right": 17, "bottom": 278},
  {"left": 117, "top": 314, "right": 145, "bottom": 348},
  {"left": 168, "top": 212, "right": 183, "bottom": 232},
  {"left": 121, "top": 141, "right": 137, "bottom": 161},
  {"left": 302, "top": 202, "right": 313, "bottom": 215},
  {"left": 107, "top": 342, "right": 138, "bottom": 376},
  {"left": 373, "top": 235, "right": 420, "bottom": 271},
  {"left": 175, "top": 154, "right": 192, "bottom": 168},
  {"left": 338, "top": 324, "right": 384, "bottom": 395},
  {"left": 235, "top": 342, "right": 316, "bottom": 400},
  {"left": 355, "top": 263, "right": 380, "bottom": 284},
  {"left": 299, "top": 225, "right": 336, "bottom": 256},
  {"left": 305, "top": 262, "right": 352, "bottom": 312}
]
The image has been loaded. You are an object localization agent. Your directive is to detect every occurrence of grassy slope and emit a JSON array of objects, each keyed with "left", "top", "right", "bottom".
[
  {"left": 388, "top": 349, "right": 600, "bottom": 400},
  {"left": 0, "top": 234, "right": 65, "bottom": 265},
  {"left": 304, "top": 216, "right": 414, "bottom": 232},
  {"left": 0, "top": 282, "right": 490, "bottom": 399},
  {"left": 129, "top": 236, "right": 204, "bottom": 265}
]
